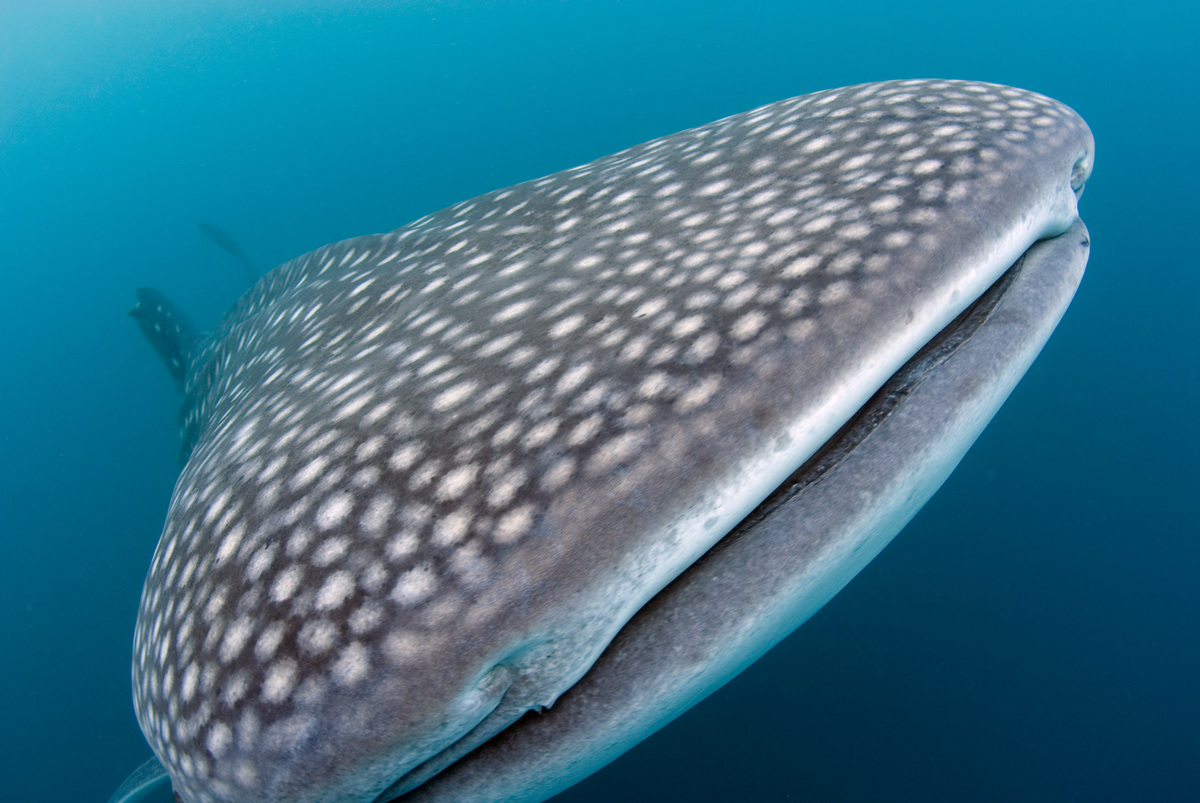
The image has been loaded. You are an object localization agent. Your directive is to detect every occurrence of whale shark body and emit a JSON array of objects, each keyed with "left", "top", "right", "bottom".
[{"left": 116, "top": 80, "right": 1094, "bottom": 803}]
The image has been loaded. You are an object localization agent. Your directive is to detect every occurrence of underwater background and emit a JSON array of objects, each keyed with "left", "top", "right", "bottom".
[{"left": 1, "top": 1, "right": 1195, "bottom": 800}]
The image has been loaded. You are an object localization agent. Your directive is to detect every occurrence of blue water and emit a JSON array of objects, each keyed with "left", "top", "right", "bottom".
[{"left": 1, "top": 1, "right": 1195, "bottom": 800}]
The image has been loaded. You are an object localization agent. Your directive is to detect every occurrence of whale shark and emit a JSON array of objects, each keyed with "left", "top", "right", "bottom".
[{"left": 113, "top": 79, "right": 1093, "bottom": 803}]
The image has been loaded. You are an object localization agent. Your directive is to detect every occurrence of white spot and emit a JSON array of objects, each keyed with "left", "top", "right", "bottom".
[
  {"left": 912, "top": 206, "right": 940, "bottom": 225},
  {"left": 203, "top": 489, "right": 233, "bottom": 526},
  {"left": 450, "top": 542, "right": 489, "bottom": 583},
  {"left": 549, "top": 313, "right": 586, "bottom": 339},
  {"left": 222, "top": 670, "right": 250, "bottom": 707},
  {"left": 765, "top": 207, "right": 799, "bottom": 226},
  {"left": 521, "top": 418, "right": 560, "bottom": 450},
  {"left": 334, "top": 392, "right": 372, "bottom": 422},
  {"left": 215, "top": 524, "right": 246, "bottom": 565},
  {"left": 677, "top": 375, "right": 723, "bottom": 412},
  {"left": 633, "top": 297, "right": 668, "bottom": 319},
  {"left": 389, "top": 442, "right": 424, "bottom": 472},
  {"left": 839, "top": 222, "right": 872, "bottom": 240},
  {"left": 555, "top": 362, "right": 592, "bottom": 395},
  {"left": 495, "top": 504, "right": 534, "bottom": 544},
  {"left": 349, "top": 602, "right": 383, "bottom": 635},
  {"left": 316, "top": 492, "right": 353, "bottom": 530},
  {"left": 619, "top": 335, "right": 650, "bottom": 362},
  {"left": 386, "top": 531, "right": 420, "bottom": 561},
  {"left": 671, "top": 314, "right": 706, "bottom": 339},
  {"left": 315, "top": 570, "right": 356, "bottom": 611},
  {"left": 299, "top": 619, "right": 338, "bottom": 654},
  {"left": 286, "top": 527, "right": 314, "bottom": 558},
  {"left": 724, "top": 284, "right": 758, "bottom": 311},
  {"left": 206, "top": 723, "right": 233, "bottom": 758},
  {"left": 802, "top": 214, "right": 836, "bottom": 233},
  {"left": 392, "top": 565, "right": 437, "bottom": 604},
  {"left": 781, "top": 255, "right": 820, "bottom": 278},
  {"left": 313, "top": 536, "right": 349, "bottom": 566},
  {"left": 355, "top": 435, "right": 386, "bottom": 462},
  {"left": 181, "top": 664, "right": 200, "bottom": 702},
  {"left": 245, "top": 545, "right": 276, "bottom": 582},
  {"left": 493, "top": 298, "right": 536, "bottom": 323},
  {"left": 270, "top": 566, "right": 303, "bottom": 603},
  {"left": 432, "top": 510, "right": 472, "bottom": 546},
  {"left": 436, "top": 463, "right": 479, "bottom": 502},
  {"left": 361, "top": 495, "right": 394, "bottom": 536},
  {"left": 590, "top": 431, "right": 645, "bottom": 471},
  {"left": 412, "top": 463, "right": 447, "bottom": 494},
  {"left": 913, "top": 158, "right": 943, "bottom": 175},
  {"left": 233, "top": 757, "right": 259, "bottom": 787},
  {"left": 432, "top": 380, "right": 478, "bottom": 411},
  {"left": 351, "top": 466, "right": 380, "bottom": 489},
  {"left": 819, "top": 281, "right": 852, "bottom": 304},
  {"left": 697, "top": 179, "right": 732, "bottom": 196},
  {"left": 219, "top": 616, "right": 253, "bottom": 663},
  {"left": 487, "top": 469, "right": 528, "bottom": 508},
  {"left": 686, "top": 331, "right": 720, "bottom": 362},
  {"left": 638, "top": 372, "right": 670, "bottom": 398},
  {"left": 255, "top": 622, "right": 285, "bottom": 662},
  {"left": 384, "top": 631, "right": 421, "bottom": 664},
  {"left": 261, "top": 660, "right": 297, "bottom": 703},
  {"left": 332, "top": 642, "right": 370, "bottom": 686},
  {"left": 525, "top": 356, "right": 561, "bottom": 383},
  {"left": 476, "top": 332, "right": 521, "bottom": 359},
  {"left": 567, "top": 414, "right": 604, "bottom": 446},
  {"left": 541, "top": 457, "right": 576, "bottom": 491},
  {"left": 829, "top": 251, "right": 861, "bottom": 274},
  {"left": 291, "top": 456, "right": 329, "bottom": 491},
  {"left": 802, "top": 134, "right": 833, "bottom": 152},
  {"left": 360, "top": 562, "right": 388, "bottom": 593}
]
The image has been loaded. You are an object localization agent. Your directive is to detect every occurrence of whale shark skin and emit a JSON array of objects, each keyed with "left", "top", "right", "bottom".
[{"left": 117, "top": 79, "right": 1094, "bottom": 803}]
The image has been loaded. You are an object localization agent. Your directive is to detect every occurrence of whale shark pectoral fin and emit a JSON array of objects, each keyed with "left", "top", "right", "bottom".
[
  {"left": 107, "top": 755, "right": 173, "bottom": 803},
  {"left": 197, "top": 221, "right": 257, "bottom": 285},
  {"left": 128, "top": 287, "right": 201, "bottom": 395}
]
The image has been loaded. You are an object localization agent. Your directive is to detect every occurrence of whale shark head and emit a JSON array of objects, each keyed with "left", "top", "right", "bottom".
[{"left": 126, "top": 80, "right": 1093, "bottom": 803}]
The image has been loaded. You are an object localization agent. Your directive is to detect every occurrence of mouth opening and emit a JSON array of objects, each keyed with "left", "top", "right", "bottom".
[{"left": 691, "top": 241, "right": 1029, "bottom": 560}]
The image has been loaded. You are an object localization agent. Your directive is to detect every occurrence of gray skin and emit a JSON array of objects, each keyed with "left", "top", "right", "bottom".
[{"left": 120, "top": 80, "right": 1093, "bottom": 803}]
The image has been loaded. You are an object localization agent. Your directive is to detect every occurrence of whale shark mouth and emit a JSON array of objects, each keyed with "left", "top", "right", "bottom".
[{"left": 377, "top": 220, "right": 1090, "bottom": 801}]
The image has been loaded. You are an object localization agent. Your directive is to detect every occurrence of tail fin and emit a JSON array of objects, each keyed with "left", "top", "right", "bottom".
[{"left": 129, "top": 287, "right": 201, "bottom": 394}]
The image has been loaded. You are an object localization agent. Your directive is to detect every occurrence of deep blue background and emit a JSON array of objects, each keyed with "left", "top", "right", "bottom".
[{"left": 1, "top": 1, "right": 1195, "bottom": 801}]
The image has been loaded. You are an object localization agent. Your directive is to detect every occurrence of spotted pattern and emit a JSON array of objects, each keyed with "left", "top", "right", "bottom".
[{"left": 132, "top": 80, "right": 1092, "bottom": 802}]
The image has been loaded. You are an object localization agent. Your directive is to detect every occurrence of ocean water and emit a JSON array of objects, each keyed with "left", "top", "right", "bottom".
[{"left": 1, "top": 1, "right": 1195, "bottom": 801}]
